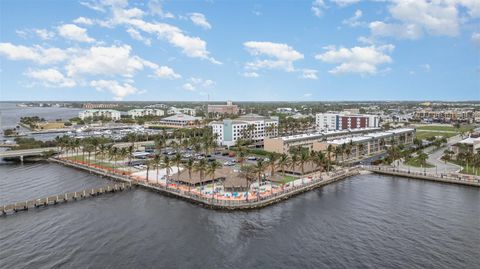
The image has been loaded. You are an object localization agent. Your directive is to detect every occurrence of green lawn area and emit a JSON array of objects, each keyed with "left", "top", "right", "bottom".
[
  {"left": 415, "top": 131, "right": 456, "bottom": 140},
  {"left": 405, "top": 157, "right": 435, "bottom": 168},
  {"left": 449, "top": 160, "right": 480, "bottom": 176},
  {"left": 415, "top": 125, "right": 474, "bottom": 132},
  {"left": 275, "top": 175, "right": 297, "bottom": 184}
]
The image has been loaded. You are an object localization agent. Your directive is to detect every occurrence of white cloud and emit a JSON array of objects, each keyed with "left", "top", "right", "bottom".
[
  {"left": 58, "top": 24, "right": 95, "bottom": 43},
  {"left": 183, "top": 77, "right": 215, "bottom": 91},
  {"left": 85, "top": 1, "right": 219, "bottom": 63},
  {"left": 315, "top": 44, "right": 394, "bottom": 75},
  {"left": 369, "top": 21, "right": 422, "bottom": 40},
  {"left": 34, "top": 29, "right": 55, "bottom": 40},
  {"left": 25, "top": 68, "right": 76, "bottom": 88},
  {"left": 188, "top": 13, "right": 211, "bottom": 30},
  {"left": 148, "top": 0, "right": 174, "bottom": 18},
  {"left": 243, "top": 72, "right": 259, "bottom": 78},
  {"left": 300, "top": 69, "right": 318, "bottom": 80},
  {"left": 90, "top": 79, "right": 141, "bottom": 100},
  {"left": 153, "top": 66, "right": 181, "bottom": 79},
  {"left": 66, "top": 45, "right": 146, "bottom": 78},
  {"left": 331, "top": 0, "right": 360, "bottom": 7},
  {"left": 302, "top": 93, "right": 313, "bottom": 98},
  {"left": 126, "top": 28, "right": 151, "bottom": 45},
  {"left": 244, "top": 41, "right": 304, "bottom": 72},
  {"left": 343, "top": 9, "right": 363, "bottom": 27},
  {"left": 182, "top": 83, "right": 195, "bottom": 91},
  {"left": 421, "top": 63, "right": 431, "bottom": 71},
  {"left": 0, "top": 43, "right": 68, "bottom": 65},
  {"left": 311, "top": 0, "right": 326, "bottom": 17},
  {"left": 73, "top": 17, "right": 94, "bottom": 25},
  {"left": 472, "top": 32, "right": 480, "bottom": 45},
  {"left": 369, "top": 0, "right": 480, "bottom": 40}
]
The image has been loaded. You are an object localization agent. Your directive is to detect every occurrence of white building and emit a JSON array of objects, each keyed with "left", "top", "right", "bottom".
[
  {"left": 209, "top": 114, "right": 279, "bottom": 147},
  {"left": 79, "top": 109, "right": 121, "bottom": 121},
  {"left": 128, "top": 109, "right": 164, "bottom": 119},
  {"left": 316, "top": 112, "right": 379, "bottom": 131},
  {"left": 167, "top": 107, "right": 196, "bottom": 116},
  {"left": 159, "top": 113, "right": 203, "bottom": 127}
]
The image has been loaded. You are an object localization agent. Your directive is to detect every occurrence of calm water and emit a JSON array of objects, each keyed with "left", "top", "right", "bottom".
[
  {"left": 0, "top": 102, "right": 82, "bottom": 140},
  {"left": 1, "top": 162, "right": 479, "bottom": 269}
]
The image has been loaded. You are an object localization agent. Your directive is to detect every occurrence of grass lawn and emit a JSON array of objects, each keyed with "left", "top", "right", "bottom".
[
  {"left": 35, "top": 121, "right": 66, "bottom": 130},
  {"left": 415, "top": 125, "right": 474, "bottom": 132},
  {"left": 275, "top": 175, "right": 297, "bottom": 184},
  {"left": 405, "top": 158, "right": 435, "bottom": 168},
  {"left": 416, "top": 131, "right": 456, "bottom": 140},
  {"left": 449, "top": 160, "right": 480, "bottom": 176}
]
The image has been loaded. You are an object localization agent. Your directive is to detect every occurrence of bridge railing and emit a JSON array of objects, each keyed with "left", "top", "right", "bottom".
[{"left": 364, "top": 165, "right": 480, "bottom": 183}]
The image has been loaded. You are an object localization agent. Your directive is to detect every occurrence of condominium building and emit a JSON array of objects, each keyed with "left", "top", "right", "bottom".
[
  {"left": 413, "top": 109, "right": 474, "bottom": 122},
  {"left": 79, "top": 109, "right": 121, "bottom": 120},
  {"left": 167, "top": 107, "right": 196, "bottom": 116},
  {"left": 207, "top": 100, "right": 239, "bottom": 115},
  {"left": 264, "top": 127, "right": 381, "bottom": 154},
  {"left": 127, "top": 109, "right": 164, "bottom": 119},
  {"left": 316, "top": 112, "right": 379, "bottom": 131},
  {"left": 313, "top": 128, "right": 415, "bottom": 162},
  {"left": 209, "top": 114, "right": 279, "bottom": 147}
]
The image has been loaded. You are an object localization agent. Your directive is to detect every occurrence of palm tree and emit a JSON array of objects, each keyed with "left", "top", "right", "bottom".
[
  {"left": 299, "top": 150, "right": 310, "bottom": 184},
  {"left": 417, "top": 151, "right": 429, "bottom": 167},
  {"left": 126, "top": 145, "right": 134, "bottom": 173},
  {"left": 161, "top": 156, "right": 173, "bottom": 188},
  {"left": 152, "top": 154, "right": 162, "bottom": 184},
  {"left": 254, "top": 159, "right": 268, "bottom": 201},
  {"left": 290, "top": 153, "right": 299, "bottom": 175},
  {"left": 278, "top": 153, "right": 289, "bottom": 177},
  {"left": 240, "top": 165, "right": 255, "bottom": 201},
  {"left": 182, "top": 158, "right": 195, "bottom": 191},
  {"left": 311, "top": 151, "right": 325, "bottom": 176},
  {"left": 172, "top": 152, "right": 183, "bottom": 188},
  {"left": 326, "top": 144, "right": 333, "bottom": 172},
  {"left": 266, "top": 153, "right": 279, "bottom": 177},
  {"left": 194, "top": 158, "right": 208, "bottom": 186},
  {"left": 108, "top": 146, "right": 119, "bottom": 173},
  {"left": 207, "top": 161, "right": 222, "bottom": 199}
]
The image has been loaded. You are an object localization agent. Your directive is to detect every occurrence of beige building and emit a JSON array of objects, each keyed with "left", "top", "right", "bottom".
[
  {"left": 207, "top": 100, "right": 239, "bottom": 115},
  {"left": 264, "top": 128, "right": 381, "bottom": 154},
  {"left": 265, "top": 128, "right": 415, "bottom": 161},
  {"left": 413, "top": 109, "right": 474, "bottom": 122},
  {"left": 313, "top": 128, "right": 415, "bottom": 162}
]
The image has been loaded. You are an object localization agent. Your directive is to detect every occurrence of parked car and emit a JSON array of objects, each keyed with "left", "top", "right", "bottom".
[
  {"left": 247, "top": 156, "right": 257, "bottom": 161},
  {"left": 228, "top": 152, "right": 236, "bottom": 157}
]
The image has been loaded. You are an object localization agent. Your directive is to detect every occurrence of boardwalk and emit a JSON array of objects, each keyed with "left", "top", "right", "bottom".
[
  {"left": 1, "top": 182, "right": 132, "bottom": 215},
  {"left": 365, "top": 166, "right": 480, "bottom": 187}
]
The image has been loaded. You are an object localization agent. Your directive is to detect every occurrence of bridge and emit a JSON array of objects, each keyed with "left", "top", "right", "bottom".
[{"left": 0, "top": 147, "right": 59, "bottom": 159}]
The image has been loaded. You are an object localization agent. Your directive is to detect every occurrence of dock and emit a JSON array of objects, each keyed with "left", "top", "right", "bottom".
[{"left": 1, "top": 182, "right": 132, "bottom": 215}]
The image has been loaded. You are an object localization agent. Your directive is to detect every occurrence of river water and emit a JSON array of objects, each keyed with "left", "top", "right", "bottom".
[{"left": 1, "top": 162, "right": 479, "bottom": 269}]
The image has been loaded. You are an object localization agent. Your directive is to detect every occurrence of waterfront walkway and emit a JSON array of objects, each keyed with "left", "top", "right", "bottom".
[
  {"left": 50, "top": 157, "right": 360, "bottom": 210},
  {"left": 365, "top": 165, "right": 480, "bottom": 187}
]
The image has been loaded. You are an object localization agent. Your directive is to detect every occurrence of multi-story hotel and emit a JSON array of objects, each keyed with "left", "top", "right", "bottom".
[
  {"left": 316, "top": 112, "right": 380, "bottom": 131},
  {"left": 209, "top": 114, "right": 279, "bottom": 147},
  {"left": 79, "top": 109, "right": 121, "bottom": 121},
  {"left": 207, "top": 100, "right": 239, "bottom": 115},
  {"left": 264, "top": 128, "right": 414, "bottom": 157},
  {"left": 127, "top": 109, "right": 165, "bottom": 119}
]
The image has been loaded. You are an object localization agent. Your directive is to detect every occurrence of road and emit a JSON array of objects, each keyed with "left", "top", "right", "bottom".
[{"left": 396, "top": 135, "right": 463, "bottom": 174}]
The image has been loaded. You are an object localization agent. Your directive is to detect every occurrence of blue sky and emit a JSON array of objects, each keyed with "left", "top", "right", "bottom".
[{"left": 0, "top": 0, "right": 479, "bottom": 101}]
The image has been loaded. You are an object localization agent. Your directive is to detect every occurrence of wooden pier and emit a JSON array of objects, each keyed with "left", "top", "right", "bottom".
[{"left": 1, "top": 182, "right": 132, "bottom": 216}]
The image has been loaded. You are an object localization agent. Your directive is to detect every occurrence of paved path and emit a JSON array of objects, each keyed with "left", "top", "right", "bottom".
[{"left": 396, "top": 135, "right": 463, "bottom": 174}]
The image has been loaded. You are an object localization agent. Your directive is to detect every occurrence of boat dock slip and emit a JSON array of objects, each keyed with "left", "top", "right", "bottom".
[{"left": 1, "top": 182, "right": 132, "bottom": 216}]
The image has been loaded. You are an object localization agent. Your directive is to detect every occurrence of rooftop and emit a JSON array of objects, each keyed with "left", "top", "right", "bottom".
[{"left": 161, "top": 113, "right": 202, "bottom": 121}]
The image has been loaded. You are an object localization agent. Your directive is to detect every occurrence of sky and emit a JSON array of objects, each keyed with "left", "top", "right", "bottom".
[{"left": 0, "top": 0, "right": 479, "bottom": 102}]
